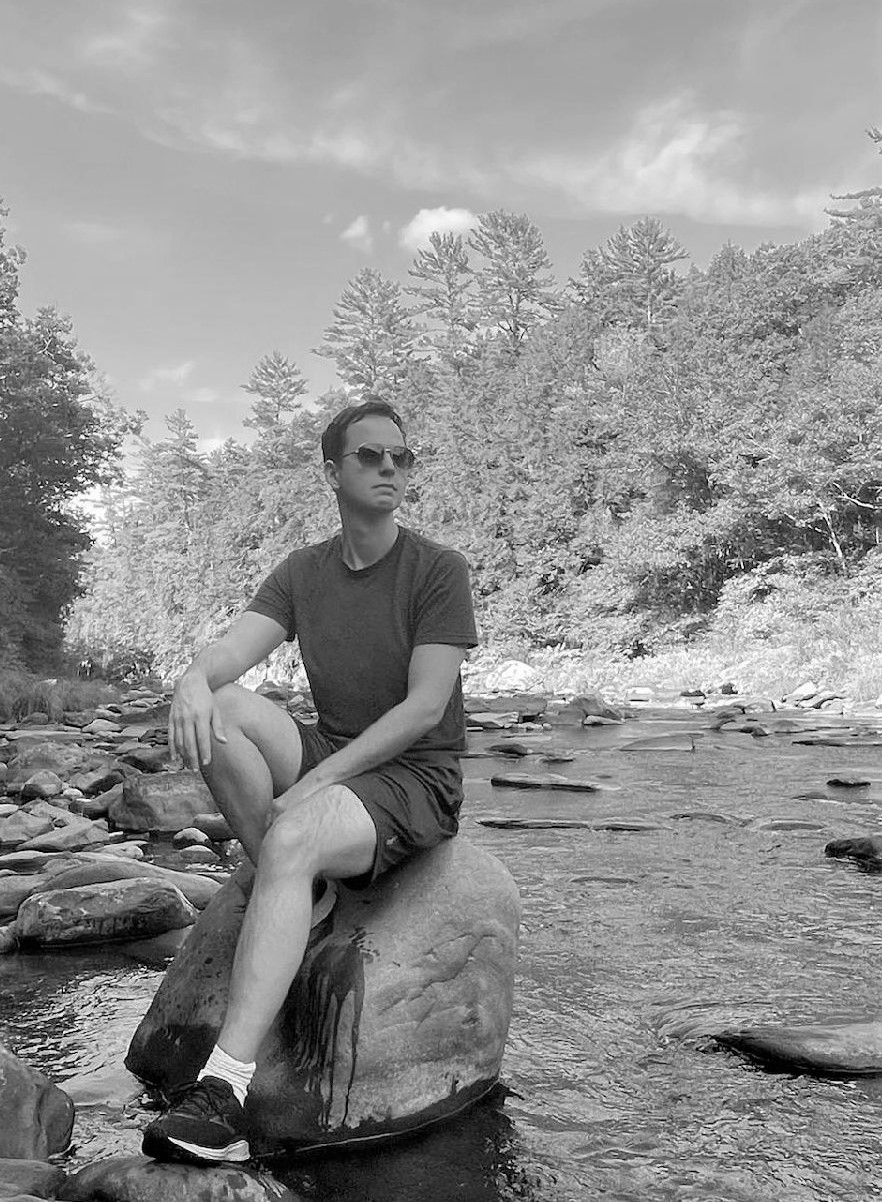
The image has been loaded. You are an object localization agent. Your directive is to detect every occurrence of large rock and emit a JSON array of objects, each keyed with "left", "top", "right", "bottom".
[
  {"left": 0, "top": 810, "right": 54, "bottom": 848},
  {"left": 0, "top": 1157, "right": 66, "bottom": 1199},
  {"left": 58, "top": 1156, "right": 297, "bottom": 1202},
  {"left": 715, "top": 1020, "right": 882, "bottom": 1076},
  {"left": 15, "top": 878, "right": 197, "bottom": 946},
  {"left": 0, "top": 1045, "right": 74, "bottom": 1158},
  {"left": 127, "top": 837, "right": 520, "bottom": 1155},
  {"left": 110, "top": 772, "right": 216, "bottom": 833}
]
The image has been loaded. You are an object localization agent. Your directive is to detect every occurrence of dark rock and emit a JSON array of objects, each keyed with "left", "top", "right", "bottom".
[
  {"left": 464, "top": 694, "right": 547, "bottom": 720},
  {"left": 190, "top": 813, "right": 234, "bottom": 841},
  {"left": 15, "top": 878, "right": 197, "bottom": 946},
  {"left": 127, "top": 838, "right": 520, "bottom": 1155},
  {"left": 120, "top": 746, "right": 172, "bottom": 773},
  {"left": 479, "top": 817, "right": 594, "bottom": 829},
  {"left": 715, "top": 1020, "right": 882, "bottom": 1076},
  {"left": 19, "top": 771, "right": 65, "bottom": 801},
  {"left": 66, "top": 766, "right": 126, "bottom": 797},
  {"left": 57, "top": 1156, "right": 297, "bottom": 1201},
  {"left": 485, "top": 741, "right": 532, "bottom": 758},
  {"left": 111, "top": 772, "right": 217, "bottom": 833},
  {"left": 0, "top": 1044, "right": 74, "bottom": 1158},
  {"left": 81, "top": 781, "right": 124, "bottom": 819},
  {"left": 490, "top": 771, "right": 618, "bottom": 792},
  {"left": 0, "top": 1157, "right": 66, "bottom": 1198},
  {"left": 825, "top": 836, "right": 882, "bottom": 870}
]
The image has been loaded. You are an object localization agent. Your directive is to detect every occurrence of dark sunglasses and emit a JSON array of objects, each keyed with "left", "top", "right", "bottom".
[{"left": 342, "top": 443, "right": 415, "bottom": 470}]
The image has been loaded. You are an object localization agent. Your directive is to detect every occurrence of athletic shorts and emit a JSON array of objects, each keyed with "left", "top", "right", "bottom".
[{"left": 293, "top": 718, "right": 463, "bottom": 887}]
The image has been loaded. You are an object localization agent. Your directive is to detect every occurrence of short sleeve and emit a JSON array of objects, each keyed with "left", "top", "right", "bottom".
[
  {"left": 413, "top": 550, "right": 478, "bottom": 649},
  {"left": 246, "top": 559, "right": 297, "bottom": 641}
]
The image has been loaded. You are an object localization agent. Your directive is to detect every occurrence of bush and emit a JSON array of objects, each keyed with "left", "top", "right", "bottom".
[{"left": 0, "top": 670, "right": 120, "bottom": 723}]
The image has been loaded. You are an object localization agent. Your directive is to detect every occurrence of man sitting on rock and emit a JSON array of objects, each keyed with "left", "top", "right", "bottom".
[{"left": 142, "top": 398, "right": 477, "bottom": 1165}]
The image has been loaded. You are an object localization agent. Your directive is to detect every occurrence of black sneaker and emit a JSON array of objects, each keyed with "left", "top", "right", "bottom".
[{"left": 141, "top": 1076, "right": 250, "bottom": 1165}]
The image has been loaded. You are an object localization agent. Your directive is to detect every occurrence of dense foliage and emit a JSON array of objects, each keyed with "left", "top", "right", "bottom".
[
  {"left": 56, "top": 176, "right": 882, "bottom": 689},
  {"left": 0, "top": 205, "right": 137, "bottom": 670}
]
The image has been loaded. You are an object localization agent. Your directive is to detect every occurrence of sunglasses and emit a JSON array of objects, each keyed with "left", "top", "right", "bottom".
[{"left": 342, "top": 443, "right": 415, "bottom": 470}]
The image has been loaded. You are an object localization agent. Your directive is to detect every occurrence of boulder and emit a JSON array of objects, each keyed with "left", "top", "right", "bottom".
[
  {"left": 111, "top": 772, "right": 216, "bottom": 833},
  {"left": 18, "top": 771, "right": 65, "bottom": 801},
  {"left": 15, "top": 878, "right": 197, "bottom": 946},
  {"left": 0, "top": 1157, "right": 66, "bottom": 1199},
  {"left": 31, "top": 852, "right": 221, "bottom": 909},
  {"left": 0, "top": 811, "right": 54, "bottom": 848},
  {"left": 0, "top": 1045, "right": 74, "bottom": 1158},
  {"left": 57, "top": 1157, "right": 297, "bottom": 1202},
  {"left": 127, "top": 837, "right": 520, "bottom": 1155}
]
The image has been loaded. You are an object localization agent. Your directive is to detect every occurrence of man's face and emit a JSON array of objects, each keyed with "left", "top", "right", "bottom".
[{"left": 328, "top": 414, "right": 411, "bottom": 513}]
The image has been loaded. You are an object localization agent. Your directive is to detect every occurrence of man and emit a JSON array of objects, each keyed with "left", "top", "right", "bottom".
[{"left": 142, "top": 398, "right": 478, "bottom": 1166}]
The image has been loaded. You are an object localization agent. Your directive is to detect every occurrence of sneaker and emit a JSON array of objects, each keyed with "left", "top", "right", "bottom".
[{"left": 141, "top": 1076, "right": 250, "bottom": 1165}]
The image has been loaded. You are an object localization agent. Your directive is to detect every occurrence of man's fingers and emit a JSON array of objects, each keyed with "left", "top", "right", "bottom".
[
  {"left": 195, "top": 714, "right": 213, "bottom": 767},
  {"left": 210, "top": 709, "right": 228, "bottom": 745}
]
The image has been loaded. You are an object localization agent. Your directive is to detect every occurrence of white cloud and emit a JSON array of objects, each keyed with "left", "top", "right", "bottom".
[
  {"left": 340, "top": 214, "right": 373, "bottom": 253},
  {"left": 398, "top": 206, "right": 478, "bottom": 251},
  {"left": 513, "top": 94, "right": 827, "bottom": 227},
  {"left": 0, "top": 67, "right": 105, "bottom": 114},
  {"left": 137, "top": 360, "right": 195, "bottom": 391},
  {"left": 79, "top": 6, "right": 169, "bottom": 69},
  {"left": 185, "top": 387, "right": 220, "bottom": 406}
]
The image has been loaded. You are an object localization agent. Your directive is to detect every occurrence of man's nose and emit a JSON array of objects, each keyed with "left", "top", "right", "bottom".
[{"left": 378, "top": 450, "right": 396, "bottom": 472}]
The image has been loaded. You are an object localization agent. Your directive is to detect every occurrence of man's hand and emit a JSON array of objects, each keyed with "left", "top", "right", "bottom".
[{"left": 169, "top": 670, "right": 228, "bottom": 769}]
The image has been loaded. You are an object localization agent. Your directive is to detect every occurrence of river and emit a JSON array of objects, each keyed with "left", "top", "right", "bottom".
[{"left": 4, "top": 707, "right": 882, "bottom": 1200}]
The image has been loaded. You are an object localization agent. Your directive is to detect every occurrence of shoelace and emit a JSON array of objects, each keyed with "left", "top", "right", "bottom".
[{"left": 167, "top": 1078, "right": 235, "bottom": 1119}]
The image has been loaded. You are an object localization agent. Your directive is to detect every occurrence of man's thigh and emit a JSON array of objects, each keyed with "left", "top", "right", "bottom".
[{"left": 211, "top": 683, "right": 304, "bottom": 795}]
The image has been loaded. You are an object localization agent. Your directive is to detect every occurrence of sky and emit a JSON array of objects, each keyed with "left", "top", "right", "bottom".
[{"left": 1, "top": 0, "right": 880, "bottom": 449}]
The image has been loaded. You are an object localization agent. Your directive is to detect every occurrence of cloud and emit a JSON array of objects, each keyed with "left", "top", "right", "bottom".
[
  {"left": 340, "top": 214, "right": 373, "bottom": 253},
  {"left": 185, "top": 386, "right": 220, "bottom": 406},
  {"left": 137, "top": 360, "right": 195, "bottom": 391},
  {"left": 78, "top": 5, "right": 170, "bottom": 70},
  {"left": 0, "top": 67, "right": 105, "bottom": 114},
  {"left": 398, "top": 206, "right": 478, "bottom": 251},
  {"left": 512, "top": 94, "right": 828, "bottom": 227}
]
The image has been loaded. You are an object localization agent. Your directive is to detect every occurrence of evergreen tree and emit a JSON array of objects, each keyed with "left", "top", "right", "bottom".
[
  {"left": 315, "top": 268, "right": 419, "bottom": 396},
  {"left": 468, "top": 211, "right": 559, "bottom": 350}
]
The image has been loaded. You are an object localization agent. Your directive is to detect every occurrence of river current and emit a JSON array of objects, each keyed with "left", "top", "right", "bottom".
[{"left": 4, "top": 708, "right": 882, "bottom": 1201}]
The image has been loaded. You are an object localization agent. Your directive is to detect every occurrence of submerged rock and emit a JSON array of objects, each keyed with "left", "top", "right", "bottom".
[
  {"left": 825, "top": 836, "right": 882, "bottom": 870},
  {"left": 0, "top": 1044, "right": 74, "bottom": 1158},
  {"left": 715, "top": 1020, "right": 882, "bottom": 1076},
  {"left": 57, "top": 1155, "right": 297, "bottom": 1202},
  {"left": 127, "top": 837, "right": 520, "bottom": 1155}
]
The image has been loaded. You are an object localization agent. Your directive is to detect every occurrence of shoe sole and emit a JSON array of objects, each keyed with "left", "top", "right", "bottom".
[{"left": 142, "top": 1130, "right": 250, "bottom": 1165}]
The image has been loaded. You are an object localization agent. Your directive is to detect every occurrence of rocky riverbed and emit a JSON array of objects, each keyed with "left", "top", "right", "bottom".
[{"left": 3, "top": 669, "right": 882, "bottom": 1201}]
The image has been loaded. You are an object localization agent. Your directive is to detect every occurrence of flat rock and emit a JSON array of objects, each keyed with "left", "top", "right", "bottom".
[
  {"left": 620, "top": 733, "right": 699, "bottom": 752},
  {"left": 478, "top": 817, "right": 594, "bottom": 829},
  {"left": 57, "top": 1156, "right": 297, "bottom": 1202},
  {"left": 15, "top": 877, "right": 197, "bottom": 946},
  {"left": 490, "top": 772, "right": 618, "bottom": 792},
  {"left": 715, "top": 1020, "right": 882, "bottom": 1076},
  {"left": 127, "top": 838, "right": 520, "bottom": 1155},
  {"left": 111, "top": 772, "right": 217, "bottom": 833},
  {"left": 19, "top": 817, "right": 113, "bottom": 854},
  {"left": 825, "top": 836, "right": 882, "bottom": 869},
  {"left": 0, "top": 1045, "right": 74, "bottom": 1158}
]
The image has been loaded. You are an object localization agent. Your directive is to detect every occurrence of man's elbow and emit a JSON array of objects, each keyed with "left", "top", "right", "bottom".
[{"left": 409, "top": 693, "right": 450, "bottom": 733}]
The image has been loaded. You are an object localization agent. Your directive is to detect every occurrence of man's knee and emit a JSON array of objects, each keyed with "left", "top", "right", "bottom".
[
  {"left": 204, "top": 684, "right": 304, "bottom": 796},
  {"left": 261, "top": 786, "right": 377, "bottom": 881}
]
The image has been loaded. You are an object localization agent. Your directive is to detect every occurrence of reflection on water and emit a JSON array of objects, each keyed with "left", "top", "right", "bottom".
[{"left": 4, "top": 709, "right": 882, "bottom": 1199}]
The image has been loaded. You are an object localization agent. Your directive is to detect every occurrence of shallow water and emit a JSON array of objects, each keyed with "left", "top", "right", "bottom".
[{"left": 5, "top": 709, "right": 882, "bottom": 1200}]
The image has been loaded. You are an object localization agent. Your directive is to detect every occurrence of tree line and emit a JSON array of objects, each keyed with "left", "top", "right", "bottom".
[{"left": 3, "top": 151, "right": 882, "bottom": 680}]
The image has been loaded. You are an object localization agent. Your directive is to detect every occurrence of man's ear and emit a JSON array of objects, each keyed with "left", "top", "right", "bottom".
[{"left": 323, "top": 458, "right": 341, "bottom": 491}]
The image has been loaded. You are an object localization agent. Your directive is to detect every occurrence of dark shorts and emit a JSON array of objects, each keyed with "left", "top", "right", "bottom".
[{"left": 293, "top": 719, "right": 463, "bottom": 887}]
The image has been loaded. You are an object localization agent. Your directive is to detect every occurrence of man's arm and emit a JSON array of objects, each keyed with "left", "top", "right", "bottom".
[
  {"left": 170, "top": 611, "right": 288, "bottom": 768},
  {"left": 269, "top": 642, "right": 467, "bottom": 818}
]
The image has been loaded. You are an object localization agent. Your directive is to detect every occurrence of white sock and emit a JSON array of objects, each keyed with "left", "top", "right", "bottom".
[{"left": 198, "top": 1044, "right": 256, "bottom": 1106}]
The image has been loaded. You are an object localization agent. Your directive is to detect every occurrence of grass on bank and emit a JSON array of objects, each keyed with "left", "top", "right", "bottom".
[{"left": 0, "top": 670, "right": 122, "bottom": 723}]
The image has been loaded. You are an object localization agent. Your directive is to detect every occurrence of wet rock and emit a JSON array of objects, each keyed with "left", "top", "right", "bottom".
[
  {"left": 0, "top": 1045, "right": 74, "bottom": 1158},
  {"left": 190, "top": 813, "right": 234, "bottom": 841},
  {"left": 110, "top": 772, "right": 216, "bottom": 833},
  {"left": 490, "top": 771, "right": 617, "bottom": 792},
  {"left": 753, "top": 818, "right": 826, "bottom": 832},
  {"left": 120, "top": 746, "right": 172, "bottom": 773},
  {"left": 172, "top": 827, "right": 211, "bottom": 847},
  {"left": 620, "top": 733, "right": 699, "bottom": 752},
  {"left": 30, "top": 853, "right": 221, "bottom": 909},
  {"left": 127, "top": 837, "right": 520, "bottom": 1155},
  {"left": 0, "top": 1157, "right": 66, "bottom": 1198},
  {"left": 571, "top": 693, "right": 623, "bottom": 721},
  {"left": 827, "top": 774, "right": 874, "bottom": 787},
  {"left": 57, "top": 1156, "right": 297, "bottom": 1202},
  {"left": 825, "top": 836, "right": 882, "bottom": 870},
  {"left": 485, "top": 741, "right": 533, "bottom": 758},
  {"left": 715, "top": 1020, "right": 882, "bottom": 1076},
  {"left": 15, "top": 877, "right": 197, "bottom": 946},
  {"left": 478, "top": 816, "right": 594, "bottom": 829},
  {"left": 0, "top": 923, "right": 16, "bottom": 953},
  {"left": 177, "top": 845, "right": 220, "bottom": 865}
]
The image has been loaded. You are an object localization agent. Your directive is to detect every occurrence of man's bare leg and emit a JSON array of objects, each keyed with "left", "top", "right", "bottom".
[
  {"left": 217, "top": 784, "right": 377, "bottom": 1063},
  {"left": 199, "top": 684, "right": 304, "bottom": 862}
]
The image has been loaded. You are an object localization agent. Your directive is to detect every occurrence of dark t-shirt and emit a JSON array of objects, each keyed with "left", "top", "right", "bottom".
[{"left": 246, "top": 526, "right": 478, "bottom": 761}]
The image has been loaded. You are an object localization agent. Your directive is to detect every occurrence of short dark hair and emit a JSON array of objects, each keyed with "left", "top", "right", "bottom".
[{"left": 321, "top": 398, "right": 407, "bottom": 463}]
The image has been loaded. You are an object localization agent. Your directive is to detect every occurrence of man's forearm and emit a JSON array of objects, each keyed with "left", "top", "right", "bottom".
[
  {"left": 303, "top": 696, "right": 443, "bottom": 791},
  {"left": 185, "top": 642, "right": 248, "bottom": 692}
]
